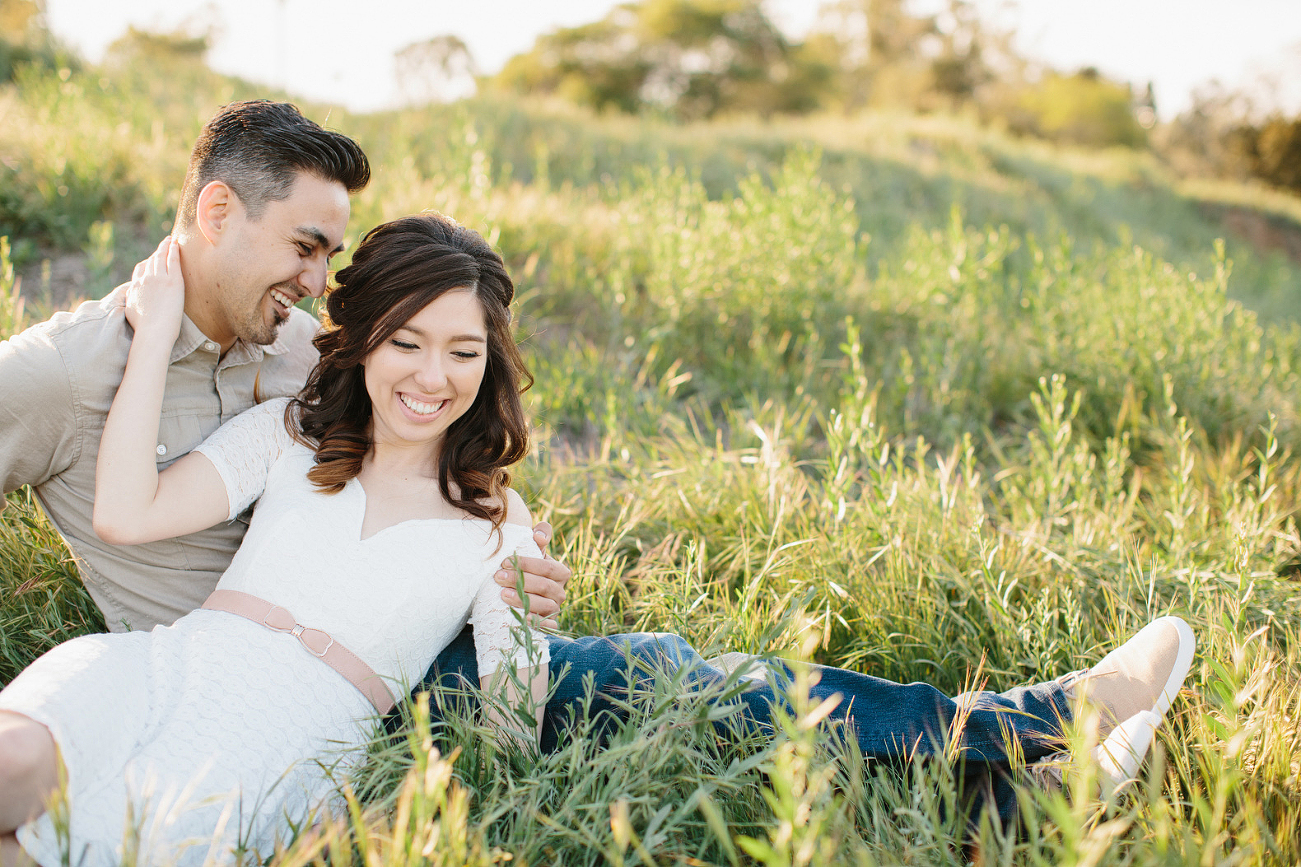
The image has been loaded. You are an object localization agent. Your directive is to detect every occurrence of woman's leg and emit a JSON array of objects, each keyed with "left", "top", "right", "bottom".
[
  {"left": 2, "top": 833, "right": 39, "bottom": 866},
  {"left": 0, "top": 711, "right": 59, "bottom": 833}
]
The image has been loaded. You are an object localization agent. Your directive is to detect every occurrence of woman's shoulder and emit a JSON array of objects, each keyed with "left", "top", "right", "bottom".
[
  {"left": 464, "top": 486, "right": 530, "bottom": 529},
  {"left": 234, "top": 396, "right": 293, "bottom": 423},
  {"left": 200, "top": 397, "right": 302, "bottom": 460},
  {"left": 502, "top": 488, "right": 532, "bottom": 529}
]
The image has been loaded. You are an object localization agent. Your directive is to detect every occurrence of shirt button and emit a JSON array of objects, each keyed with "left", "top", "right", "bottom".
[
  {"left": 204, "top": 341, "right": 218, "bottom": 352},
  {"left": 156, "top": 444, "right": 168, "bottom": 456}
]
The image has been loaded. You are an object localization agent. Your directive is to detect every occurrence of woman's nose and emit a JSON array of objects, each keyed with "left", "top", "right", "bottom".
[{"left": 413, "top": 357, "right": 447, "bottom": 391}]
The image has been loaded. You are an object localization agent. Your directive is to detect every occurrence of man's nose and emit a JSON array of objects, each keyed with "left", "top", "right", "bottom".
[{"left": 300, "top": 256, "right": 328, "bottom": 299}]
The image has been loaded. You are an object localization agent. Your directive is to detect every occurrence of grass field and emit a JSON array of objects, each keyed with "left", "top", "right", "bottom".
[{"left": 3, "top": 57, "right": 1301, "bottom": 865}]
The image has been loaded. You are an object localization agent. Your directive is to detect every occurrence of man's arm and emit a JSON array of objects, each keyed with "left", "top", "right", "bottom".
[
  {"left": 494, "top": 521, "right": 571, "bottom": 629},
  {"left": 0, "top": 319, "right": 80, "bottom": 513}
]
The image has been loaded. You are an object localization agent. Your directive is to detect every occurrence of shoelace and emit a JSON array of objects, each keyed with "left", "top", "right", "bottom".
[{"left": 1023, "top": 750, "right": 1072, "bottom": 792}]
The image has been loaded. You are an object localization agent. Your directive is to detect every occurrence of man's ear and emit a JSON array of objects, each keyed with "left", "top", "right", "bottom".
[{"left": 194, "top": 181, "right": 236, "bottom": 246}]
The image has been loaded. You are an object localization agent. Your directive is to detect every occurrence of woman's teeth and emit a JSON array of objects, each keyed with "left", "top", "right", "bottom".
[{"left": 400, "top": 394, "right": 447, "bottom": 415}]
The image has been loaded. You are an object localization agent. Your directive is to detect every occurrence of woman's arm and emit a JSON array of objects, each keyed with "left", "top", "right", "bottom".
[
  {"left": 481, "top": 659, "right": 548, "bottom": 751},
  {"left": 92, "top": 238, "right": 231, "bottom": 546},
  {"left": 479, "top": 489, "right": 549, "bottom": 750}
]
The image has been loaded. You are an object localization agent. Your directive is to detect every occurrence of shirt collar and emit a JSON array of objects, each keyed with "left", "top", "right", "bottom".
[
  {"left": 168, "top": 312, "right": 291, "bottom": 365},
  {"left": 169, "top": 312, "right": 210, "bottom": 364}
]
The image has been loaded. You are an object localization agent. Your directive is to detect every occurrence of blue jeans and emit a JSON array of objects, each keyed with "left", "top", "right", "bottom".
[{"left": 416, "top": 628, "right": 1071, "bottom": 827}]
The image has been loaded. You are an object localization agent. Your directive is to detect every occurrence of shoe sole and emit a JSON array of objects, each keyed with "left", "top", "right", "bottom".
[
  {"left": 1097, "top": 709, "right": 1161, "bottom": 788},
  {"left": 1149, "top": 615, "right": 1197, "bottom": 719}
]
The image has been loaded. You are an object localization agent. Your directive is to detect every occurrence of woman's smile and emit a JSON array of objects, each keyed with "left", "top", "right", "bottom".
[{"left": 398, "top": 394, "right": 449, "bottom": 417}]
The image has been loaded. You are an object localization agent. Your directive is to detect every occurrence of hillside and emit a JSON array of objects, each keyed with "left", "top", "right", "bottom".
[
  {"left": 3, "top": 58, "right": 1301, "bottom": 865},
  {"left": 4, "top": 61, "right": 1300, "bottom": 324}
]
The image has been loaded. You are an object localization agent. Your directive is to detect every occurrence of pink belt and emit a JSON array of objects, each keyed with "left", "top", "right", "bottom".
[{"left": 201, "top": 589, "right": 397, "bottom": 715}]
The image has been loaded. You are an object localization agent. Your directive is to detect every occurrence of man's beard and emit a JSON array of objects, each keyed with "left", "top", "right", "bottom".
[
  {"left": 237, "top": 306, "right": 286, "bottom": 346},
  {"left": 236, "top": 286, "right": 293, "bottom": 346}
]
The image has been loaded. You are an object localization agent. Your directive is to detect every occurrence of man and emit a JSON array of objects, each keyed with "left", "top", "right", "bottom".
[
  {"left": 0, "top": 101, "right": 1190, "bottom": 836},
  {"left": 0, "top": 100, "right": 569, "bottom": 632}
]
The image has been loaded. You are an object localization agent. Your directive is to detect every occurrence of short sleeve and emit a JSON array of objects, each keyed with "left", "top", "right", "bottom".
[
  {"left": 469, "top": 530, "right": 551, "bottom": 679},
  {"left": 0, "top": 326, "right": 79, "bottom": 494},
  {"left": 192, "top": 398, "right": 298, "bottom": 520}
]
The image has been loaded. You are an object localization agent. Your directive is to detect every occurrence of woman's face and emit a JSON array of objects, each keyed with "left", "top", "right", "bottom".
[{"left": 363, "top": 288, "right": 488, "bottom": 457}]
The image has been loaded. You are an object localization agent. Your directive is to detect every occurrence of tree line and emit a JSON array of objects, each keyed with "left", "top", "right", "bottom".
[
  {"left": 472, "top": 0, "right": 1150, "bottom": 147},
  {"left": 4, "top": 0, "right": 1300, "bottom": 196}
]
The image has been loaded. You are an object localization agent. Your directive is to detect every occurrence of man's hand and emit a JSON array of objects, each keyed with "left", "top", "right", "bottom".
[{"left": 496, "top": 521, "right": 571, "bottom": 629}]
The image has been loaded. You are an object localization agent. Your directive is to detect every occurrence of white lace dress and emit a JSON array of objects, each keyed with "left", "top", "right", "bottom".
[{"left": 0, "top": 399, "right": 547, "bottom": 867}]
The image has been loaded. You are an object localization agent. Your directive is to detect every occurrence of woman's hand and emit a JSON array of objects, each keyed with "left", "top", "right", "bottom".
[{"left": 125, "top": 237, "right": 185, "bottom": 347}]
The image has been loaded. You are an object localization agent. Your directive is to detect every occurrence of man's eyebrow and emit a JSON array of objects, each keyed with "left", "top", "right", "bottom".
[{"left": 295, "top": 226, "right": 345, "bottom": 256}]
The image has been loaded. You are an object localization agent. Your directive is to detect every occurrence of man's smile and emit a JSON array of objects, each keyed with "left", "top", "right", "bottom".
[{"left": 269, "top": 287, "right": 299, "bottom": 313}]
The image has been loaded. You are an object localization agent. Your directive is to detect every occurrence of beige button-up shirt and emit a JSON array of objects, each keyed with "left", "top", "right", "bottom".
[{"left": 0, "top": 284, "right": 319, "bottom": 632}]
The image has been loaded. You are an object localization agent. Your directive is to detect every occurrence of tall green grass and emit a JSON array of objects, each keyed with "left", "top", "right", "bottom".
[{"left": 3, "top": 58, "right": 1301, "bottom": 864}]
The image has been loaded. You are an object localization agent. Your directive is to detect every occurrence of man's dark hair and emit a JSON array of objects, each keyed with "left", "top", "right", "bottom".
[{"left": 176, "top": 100, "right": 370, "bottom": 229}]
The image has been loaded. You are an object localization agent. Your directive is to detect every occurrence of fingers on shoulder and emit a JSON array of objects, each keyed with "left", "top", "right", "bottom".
[{"left": 503, "top": 488, "right": 532, "bottom": 529}]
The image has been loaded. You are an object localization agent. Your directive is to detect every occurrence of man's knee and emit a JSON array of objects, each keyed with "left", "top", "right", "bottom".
[
  {"left": 547, "top": 633, "right": 698, "bottom": 680},
  {"left": 617, "top": 632, "right": 698, "bottom": 670}
]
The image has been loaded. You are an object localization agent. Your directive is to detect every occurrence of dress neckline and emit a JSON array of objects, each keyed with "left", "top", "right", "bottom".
[{"left": 345, "top": 476, "right": 520, "bottom": 543}]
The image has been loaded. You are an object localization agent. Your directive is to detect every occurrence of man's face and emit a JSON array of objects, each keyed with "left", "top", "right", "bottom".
[{"left": 210, "top": 172, "right": 350, "bottom": 347}]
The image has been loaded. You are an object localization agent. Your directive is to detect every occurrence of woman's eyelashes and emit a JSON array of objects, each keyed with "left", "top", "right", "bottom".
[{"left": 387, "top": 337, "right": 481, "bottom": 360}]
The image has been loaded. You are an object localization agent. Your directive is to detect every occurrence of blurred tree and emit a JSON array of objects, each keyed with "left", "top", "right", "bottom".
[
  {"left": 1157, "top": 77, "right": 1301, "bottom": 192},
  {"left": 1134, "top": 81, "right": 1157, "bottom": 129},
  {"left": 806, "top": 0, "right": 1016, "bottom": 114},
  {"left": 494, "top": 12, "right": 651, "bottom": 115},
  {"left": 490, "top": 0, "right": 822, "bottom": 119},
  {"left": 395, "top": 35, "right": 478, "bottom": 105},
  {"left": 926, "top": 0, "right": 1009, "bottom": 110},
  {"left": 0, "top": 0, "right": 63, "bottom": 81},
  {"left": 1006, "top": 68, "right": 1146, "bottom": 148},
  {"left": 0, "top": 0, "right": 42, "bottom": 35},
  {"left": 104, "top": 26, "right": 210, "bottom": 67},
  {"left": 810, "top": 0, "right": 937, "bottom": 111},
  {"left": 1156, "top": 81, "right": 1260, "bottom": 178},
  {"left": 1234, "top": 116, "right": 1301, "bottom": 193}
]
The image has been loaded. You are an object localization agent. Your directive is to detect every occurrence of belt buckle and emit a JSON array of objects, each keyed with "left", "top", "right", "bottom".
[
  {"left": 262, "top": 605, "right": 295, "bottom": 632},
  {"left": 292, "top": 624, "right": 336, "bottom": 658}
]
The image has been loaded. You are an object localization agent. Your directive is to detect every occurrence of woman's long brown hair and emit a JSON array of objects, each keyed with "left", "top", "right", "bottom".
[{"left": 287, "top": 213, "right": 532, "bottom": 530}]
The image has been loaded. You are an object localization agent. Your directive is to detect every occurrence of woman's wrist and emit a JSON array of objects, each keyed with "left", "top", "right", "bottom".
[{"left": 127, "top": 327, "right": 179, "bottom": 359}]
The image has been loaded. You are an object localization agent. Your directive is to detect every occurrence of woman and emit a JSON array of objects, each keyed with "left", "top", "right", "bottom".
[{"left": 0, "top": 214, "right": 550, "bottom": 866}]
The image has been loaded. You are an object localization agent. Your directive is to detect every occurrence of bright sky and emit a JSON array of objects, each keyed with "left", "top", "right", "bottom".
[{"left": 43, "top": 0, "right": 1301, "bottom": 118}]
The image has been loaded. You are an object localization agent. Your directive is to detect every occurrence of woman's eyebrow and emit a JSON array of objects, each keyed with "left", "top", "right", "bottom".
[{"left": 397, "top": 324, "right": 487, "bottom": 343}]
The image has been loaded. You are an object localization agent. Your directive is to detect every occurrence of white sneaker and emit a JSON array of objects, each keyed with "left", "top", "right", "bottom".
[
  {"left": 1025, "top": 709, "right": 1163, "bottom": 795},
  {"left": 1095, "top": 709, "right": 1161, "bottom": 791},
  {"left": 1061, "top": 616, "right": 1196, "bottom": 733}
]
